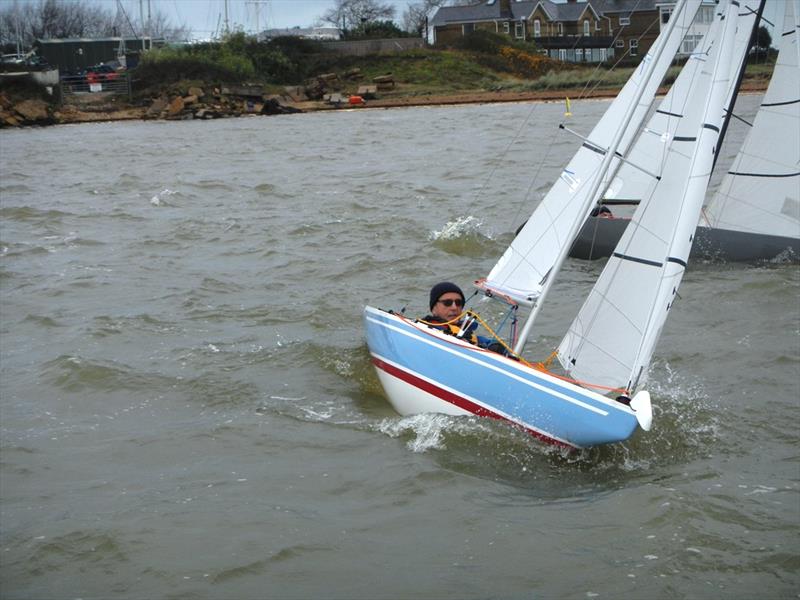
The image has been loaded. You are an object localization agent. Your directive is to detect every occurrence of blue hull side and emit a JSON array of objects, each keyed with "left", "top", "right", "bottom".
[{"left": 364, "top": 306, "right": 640, "bottom": 449}]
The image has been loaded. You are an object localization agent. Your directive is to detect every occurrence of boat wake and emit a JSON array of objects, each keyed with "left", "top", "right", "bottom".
[
  {"left": 149, "top": 188, "right": 179, "bottom": 206},
  {"left": 429, "top": 215, "right": 499, "bottom": 256},
  {"left": 378, "top": 413, "right": 495, "bottom": 453}
]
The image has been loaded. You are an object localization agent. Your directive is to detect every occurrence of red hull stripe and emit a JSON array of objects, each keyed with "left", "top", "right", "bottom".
[{"left": 371, "top": 356, "right": 573, "bottom": 449}]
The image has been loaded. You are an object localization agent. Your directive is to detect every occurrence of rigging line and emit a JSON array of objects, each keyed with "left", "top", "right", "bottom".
[
  {"left": 613, "top": 17, "right": 712, "bottom": 203},
  {"left": 563, "top": 37, "right": 706, "bottom": 366},
  {"left": 466, "top": 102, "right": 541, "bottom": 219},
  {"left": 406, "top": 312, "right": 629, "bottom": 394},
  {"left": 507, "top": 119, "right": 566, "bottom": 235},
  {"left": 580, "top": 0, "right": 673, "bottom": 100},
  {"left": 723, "top": 107, "right": 753, "bottom": 127},
  {"left": 583, "top": 12, "right": 666, "bottom": 101},
  {"left": 576, "top": 0, "right": 647, "bottom": 101},
  {"left": 632, "top": 3, "right": 738, "bottom": 375},
  {"left": 715, "top": 0, "right": 766, "bottom": 169}
]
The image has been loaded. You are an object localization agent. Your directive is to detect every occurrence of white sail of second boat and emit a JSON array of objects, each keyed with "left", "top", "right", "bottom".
[
  {"left": 480, "top": 0, "right": 704, "bottom": 307},
  {"left": 604, "top": 0, "right": 764, "bottom": 208},
  {"left": 557, "top": 0, "right": 742, "bottom": 392},
  {"left": 701, "top": 0, "right": 800, "bottom": 240}
]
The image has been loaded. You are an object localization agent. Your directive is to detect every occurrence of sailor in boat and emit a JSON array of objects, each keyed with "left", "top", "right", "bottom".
[
  {"left": 420, "top": 281, "right": 511, "bottom": 356},
  {"left": 589, "top": 205, "right": 613, "bottom": 218}
]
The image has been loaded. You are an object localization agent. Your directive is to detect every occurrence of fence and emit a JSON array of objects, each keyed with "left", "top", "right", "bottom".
[
  {"left": 318, "top": 38, "right": 424, "bottom": 57},
  {"left": 60, "top": 71, "right": 131, "bottom": 99}
]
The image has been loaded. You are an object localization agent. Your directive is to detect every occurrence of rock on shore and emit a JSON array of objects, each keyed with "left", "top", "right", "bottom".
[
  {"left": 0, "top": 94, "right": 53, "bottom": 127},
  {"left": 144, "top": 85, "right": 303, "bottom": 121}
]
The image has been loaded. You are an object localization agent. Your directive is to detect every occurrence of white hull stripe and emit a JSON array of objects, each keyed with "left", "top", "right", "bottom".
[{"left": 366, "top": 314, "right": 611, "bottom": 417}]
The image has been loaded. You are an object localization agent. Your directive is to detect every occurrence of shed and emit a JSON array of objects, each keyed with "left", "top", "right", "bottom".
[{"left": 34, "top": 37, "right": 153, "bottom": 74}]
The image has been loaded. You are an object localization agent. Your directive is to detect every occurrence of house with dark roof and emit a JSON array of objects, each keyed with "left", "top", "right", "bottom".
[{"left": 431, "top": 0, "right": 716, "bottom": 64}]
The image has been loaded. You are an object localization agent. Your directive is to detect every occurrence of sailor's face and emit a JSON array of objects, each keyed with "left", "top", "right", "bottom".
[{"left": 432, "top": 292, "right": 463, "bottom": 321}]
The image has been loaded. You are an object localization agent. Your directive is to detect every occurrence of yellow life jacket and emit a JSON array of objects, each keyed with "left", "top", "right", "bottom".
[{"left": 425, "top": 319, "right": 478, "bottom": 345}]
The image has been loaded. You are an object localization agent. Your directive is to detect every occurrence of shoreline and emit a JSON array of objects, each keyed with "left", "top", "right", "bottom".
[{"left": 3, "top": 78, "right": 769, "bottom": 127}]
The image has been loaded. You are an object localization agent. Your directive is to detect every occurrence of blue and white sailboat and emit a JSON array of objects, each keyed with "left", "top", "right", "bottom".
[{"left": 364, "top": 0, "right": 742, "bottom": 449}]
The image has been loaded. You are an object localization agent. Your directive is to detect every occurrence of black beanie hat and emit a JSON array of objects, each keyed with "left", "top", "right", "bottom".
[{"left": 429, "top": 281, "right": 465, "bottom": 310}]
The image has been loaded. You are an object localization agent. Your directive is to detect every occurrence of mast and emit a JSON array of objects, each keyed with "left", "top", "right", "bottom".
[
  {"left": 512, "top": 0, "right": 691, "bottom": 355},
  {"left": 714, "top": 0, "right": 767, "bottom": 167},
  {"left": 224, "top": 0, "right": 230, "bottom": 35}
]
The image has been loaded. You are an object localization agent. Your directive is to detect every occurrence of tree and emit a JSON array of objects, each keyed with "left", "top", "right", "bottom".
[
  {"left": 0, "top": 0, "right": 112, "bottom": 48},
  {"left": 753, "top": 24, "right": 771, "bottom": 52},
  {"left": 320, "top": 0, "right": 396, "bottom": 31},
  {"left": 0, "top": 0, "right": 188, "bottom": 50},
  {"left": 111, "top": 6, "right": 190, "bottom": 42},
  {"left": 347, "top": 19, "right": 408, "bottom": 39}
]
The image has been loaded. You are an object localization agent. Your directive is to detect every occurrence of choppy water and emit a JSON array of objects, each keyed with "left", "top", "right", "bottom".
[{"left": 1, "top": 96, "right": 798, "bottom": 599}]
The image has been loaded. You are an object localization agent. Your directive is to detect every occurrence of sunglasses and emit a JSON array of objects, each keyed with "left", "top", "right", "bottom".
[{"left": 437, "top": 298, "right": 464, "bottom": 307}]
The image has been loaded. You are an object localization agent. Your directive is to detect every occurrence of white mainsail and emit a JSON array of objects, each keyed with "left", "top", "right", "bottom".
[
  {"left": 701, "top": 0, "right": 800, "bottom": 239},
  {"left": 557, "top": 0, "right": 741, "bottom": 392},
  {"left": 482, "top": 0, "right": 703, "bottom": 307},
  {"left": 605, "top": 0, "right": 763, "bottom": 207}
]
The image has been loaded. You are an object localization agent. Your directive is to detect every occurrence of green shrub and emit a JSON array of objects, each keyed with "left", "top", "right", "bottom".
[
  {"left": 135, "top": 44, "right": 255, "bottom": 88},
  {"left": 453, "top": 30, "right": 510, "bottom": 54}
]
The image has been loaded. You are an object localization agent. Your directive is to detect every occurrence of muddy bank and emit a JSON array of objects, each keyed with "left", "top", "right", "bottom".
[{"left": 1, "top": 78, "right": 769, "bottom": 128}]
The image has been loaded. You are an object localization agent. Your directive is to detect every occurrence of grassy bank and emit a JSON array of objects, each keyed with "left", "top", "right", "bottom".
[{"left": 131, "top": 31, "right": 774, "bottom": 103}]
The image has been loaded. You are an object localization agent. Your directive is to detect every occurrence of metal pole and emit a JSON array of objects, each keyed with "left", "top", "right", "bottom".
[
  {"left": 224, "top": 0, "right": 230, "bottom": 35},
  {"left": 139, "top": 0, "right": 145, "bottom": 49}
]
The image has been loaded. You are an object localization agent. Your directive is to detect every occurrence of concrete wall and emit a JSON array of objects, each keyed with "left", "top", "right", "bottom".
[{"left": 319, "top": 38, "right": 424, "bottom": 56}]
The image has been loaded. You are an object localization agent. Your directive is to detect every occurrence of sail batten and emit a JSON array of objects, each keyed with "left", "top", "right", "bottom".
[
  {"left": 603, "top": 0, "right": 763, "bottom": 208},
  {"left": 557, "top": 0, "right": 742, "bottom": 391},
  {"left": 702, "top": 0, "right": 800, "bottom": 239},
  {"left": 482, "top": 0, "right": 703, "bottom": 318}
]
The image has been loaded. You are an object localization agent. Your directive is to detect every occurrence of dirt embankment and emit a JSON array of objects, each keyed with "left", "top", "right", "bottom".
[{"left": 1, "top": 77, "right": 769, "bottom": 128}]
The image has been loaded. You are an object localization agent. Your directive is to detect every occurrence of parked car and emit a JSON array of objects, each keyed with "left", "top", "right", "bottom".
[{"left": 85, "top": 64, "right": 122, "bottom": 84}]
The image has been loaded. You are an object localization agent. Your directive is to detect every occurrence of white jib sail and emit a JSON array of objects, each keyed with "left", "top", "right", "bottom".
[
  {"left": 605, "top": 0, "right": 762, "bottom": 207},
  {"left": 557, "top": 0, "right": 741, "bottom": 393},
  {"left": 701, "top": 0, "right": 800, "bottom": 239},
  {"left": 482, "top": 0, "right": 703, "bottom": 306}
]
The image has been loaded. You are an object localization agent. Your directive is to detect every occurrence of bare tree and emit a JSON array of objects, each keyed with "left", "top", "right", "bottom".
[
  {"left": 0, "top": 0, "right": 112, "bottom": 48},
  {"left": 110, "top": 5, "right": 191, "bottom": 42},
  {"left": 0, "top": 0, "right": 188, "bottom": 50},
  {"left": 320, "top": 0, "right": 396, "bottom": 30}
]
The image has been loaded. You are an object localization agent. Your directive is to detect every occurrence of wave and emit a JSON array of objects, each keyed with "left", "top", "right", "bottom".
[
  {"left": 430, "top": 215, "right": 501, "bottom": 257},
  {"left": 0, "top": 206, "right": 74, "bottom": 222}
]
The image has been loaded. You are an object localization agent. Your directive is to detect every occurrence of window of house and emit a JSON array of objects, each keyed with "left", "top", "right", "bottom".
[
  {"left": 681, "top": 34, "right": 702, "bottom": 54},
  {"left": 533, "top": 19, "right": 541, "bottom": 37},
  {"left": 515, "top": 21, "right": 524, "bottom": 39},
  {"left": 619, "top": 15, "right": 630, "bottom": 26},
  {"left": 557, "top": 22, "right": 564, "bottom": 36},
  {"left": 595, "top": 21, "right": 601, "bottom": 31},
  {"left": 699, "top": 5, "right": 714, "bottom": 23},
  {"left": 463, "top": 23, "right": 474, "bottom": 35},
  {"left": 615, "top": 39, "right": 624, "bottom": 48},
  {"left": 629, "top": 38, "right": 638, "bottom": 56},
  {"left": 661, "top": 7, "right": 672, "bottom": 24},
  {"left": 559, "top": 49, "right": 567, "bottom": 61},
  {"left": 503, "top": 22, "right": 510, "bottom": 34},
  {"left": 583, "top": 20, "right": 590, "bottom": 36}
]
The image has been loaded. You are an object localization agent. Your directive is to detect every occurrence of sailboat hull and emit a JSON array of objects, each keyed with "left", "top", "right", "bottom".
[
  {"left": 570, "top": 217, "right": 799, "bottom": 261},
  {"left": 364, "top": 306, "right": 642, "bottom": 449}
]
